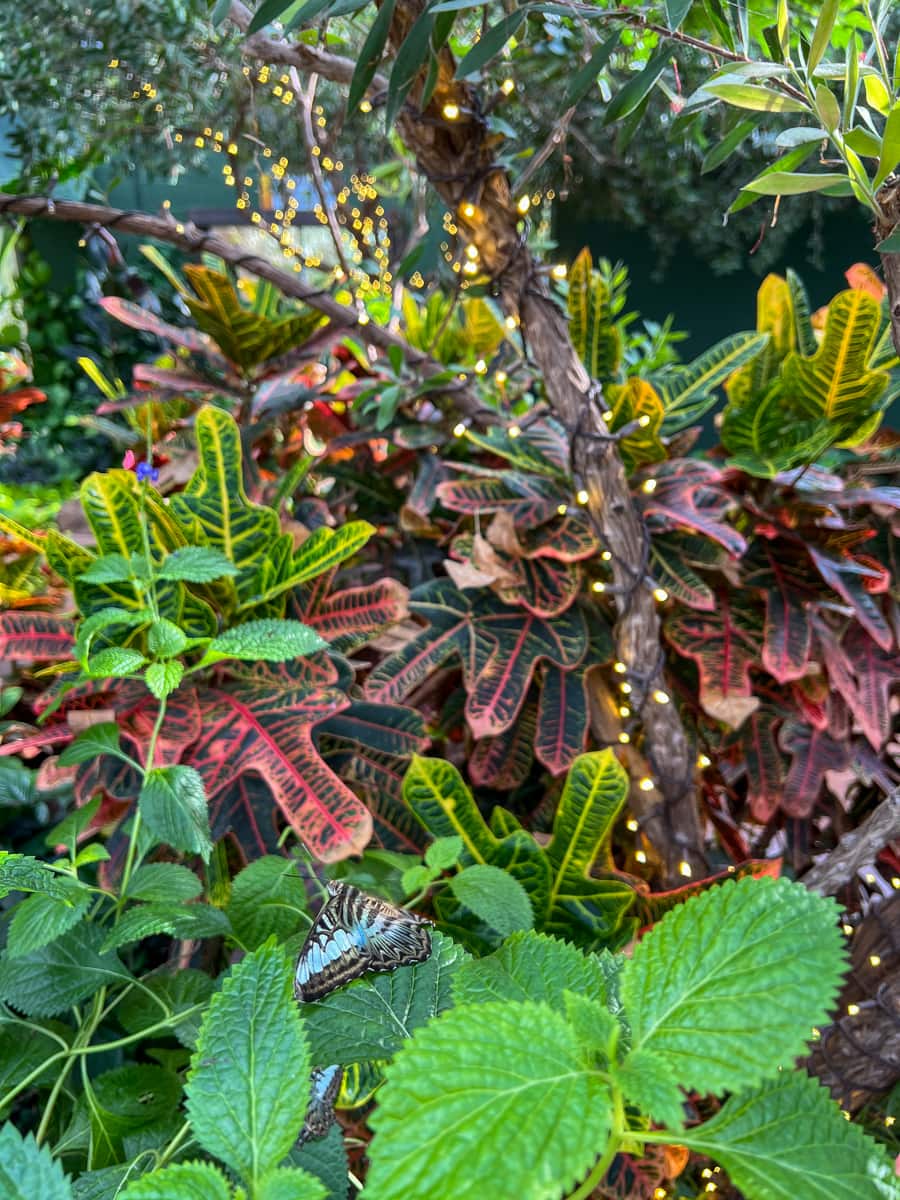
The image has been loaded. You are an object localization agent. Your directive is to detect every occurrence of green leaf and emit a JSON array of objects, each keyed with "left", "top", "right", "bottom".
[
  {"left": 452, "top": 929, "right": 610, "bottom": 1013},
  {"left": 7, "top": 891, "right": 92, "bottom": 958},
  {"left": 226, "top": 856, "right": 309, "bottom": 951},
  {"left": 0, "top": 924, "right": 131, "bottom": 1017},
  {"left": 288, "top": 1125, "right": 348, "bottom": 1200},
  {"left": 700, "top": 116, "right": 758, "bottom": 174},
  {"left": 126, "top": 863, "right": 203, "bottom": 902},
  {"left": 0, "top": 1019, "right": 69, "bottom": 1094},
  {"left": 616, "top": 1047, "right": 685, "bottom": 1130},
  {"left": 117, "top": 969, "right": 215, "bottom": 1050},
  {"left": 808, "top": 0, "right": 839, "bottom": 75},
  {"left": 815, "top": 83, "right": 841, "bottom": 131},
  {"left": 387, "top": 10, "right": 439, "bottom": 129},
  {"left": 680, "top": 1074, "right": 897, "bottom": 1198},
  {"left": 742, "top": 170, "right": 851, "bottom": 195},
  {"left": 702, "top": 81, "right": 809, "bottom": 112},
  {"left": 59, "top": 723, "right": 122, "bottom": 767},
  {"left": 72, "top": 844, "right": 110, "bottom": 869},
  {"left": 302, "top": 931, "right": 467, "bottom": 1067},
  {"left": 255, "top": 1166, "right": 327, "bottom": 1200},
  {"left": 74, "top": 608, "right": 151, "bottom": 666},
  {"left": 201, "top": 618, "right": 326, "bottom": 665},
  {"left": 86, "top": 647, "right": 147, "bottom": 678},
  {"left": 0, "top": 1124, "right": 73, "bottom": 1200},
  {"left": 89, "top": 1065, "right": 183, "bottom": 1164},
  {"left": 424, "top": 835, "right": 463, "bottom": 871},
  {"left": 46, "top": 799, "right": 103, "bottom": 855},
  {"left": 657, "top": 332, "right": 768, "bottom": 434},
  {"left": 145, "top": 660, "right": 185, "bottom": 701},
  {"left": 348, "top": 0, "right": 396, "bottom": 114},
  {"left": 542, "top": 750, "right": 634, "bottom": 947},
  {"left": 455, "top": 10, "right": 525, "bottom": 80},
  {"left": 140, "top": 766, "right": 212, "bottom": 861},
  {"left": 186, "top": 943, "right": 310, "bottom": 1189},
  {"left": 256, "top": 521, "right": 375, "bottom": 606},
  {"left": 623, "top": 876, "right": 847, "bottom": 1095},
  {"left": 448, "top": 864, "right": 533, "bottom": 936},
  {"left": 120, "top": 1161, "right": 232, "bottom": 1199},
  {"left": 563, "top": 31, "right": 620, "bottom": 107},
  {"left": 77, "top": 553, "right": 133, "bottom": 584},
  {"left": 248, "top": 0, "right": 294, "bottom": 32},
  {"left": 875, "top": 101, "right": 900, "bottom": 187},
  {"left": 563, "top": 991, "right": 620, "bottom": 1064},
  {"left": 665, "top": 0, "right": 693, "bottom": 30},
  {"left": 156, "top": 546, "right": 239, "bottom": 583},
  {"left": 365, "top": 1000, "right": 611, "bottom": 1200},
  {"left": 99, "top": 903, "right": 230, "bottom": 952},
  {"left": 605, "top": 45, "right": 671, "bottom": 124},
  {"left": 0, "top": 852, "right": 84, "bottom": 901},
  {"left": 147, "top": 618, "right": 189, "bottom": 658}
]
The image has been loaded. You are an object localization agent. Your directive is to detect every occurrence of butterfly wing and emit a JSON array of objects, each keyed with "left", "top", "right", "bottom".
[
  {"left": 294, "top": 882, "right": 431, "bottom": 1002},
  {"left": 297, "top": 1064, "right": 342, "bottom": 1145}
]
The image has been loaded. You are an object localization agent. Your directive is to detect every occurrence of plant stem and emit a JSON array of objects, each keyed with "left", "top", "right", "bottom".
[
  {"left": 156, "top": 1119, "right": 194, "bottom": 1168},
  {"left": 567, "top": 1081, "right": 625, "bottom": 1200}
]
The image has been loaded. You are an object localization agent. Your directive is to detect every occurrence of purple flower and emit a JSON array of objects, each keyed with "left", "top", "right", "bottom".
[{"left": 135, "top": 462, "right": 160, "bottom": 484}]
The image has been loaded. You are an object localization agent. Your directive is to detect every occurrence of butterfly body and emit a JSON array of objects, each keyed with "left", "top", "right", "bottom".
[
  {"left": 294, "top": 880, "right": 431, "bottom": 1002},
  {"left": 297, "top": 1064, "right": 343, "bottom": 1145}
]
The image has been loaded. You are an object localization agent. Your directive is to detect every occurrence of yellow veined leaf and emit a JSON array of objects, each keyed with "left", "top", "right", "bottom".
[{"left": 726, "top": 274, "right": 795, "bottom": 406}]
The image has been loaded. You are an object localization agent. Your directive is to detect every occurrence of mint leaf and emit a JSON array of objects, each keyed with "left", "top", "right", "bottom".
[
  {"left": 126, "top": 863, "right": 203, "bottom": 902},
  {"left": 0, "top": 924, "right": 131, "bottom": 1017},
  {"left": 7, "top": 891, "right": 92, "bottom": 958},
  {"left": 0, "top": 1123, "right": 73, "bottom": 1200},
  {"left": 58, "top": 723, "right": 122, "bottom": 766},
  {"left": 100, "top": 903, "right": 229, "bottom": 952},
  {"left": 563, "top": 992, "right": 620, "bottom": 1065},
  {"left": 145, "top": 660, "right": 185, "bottom": 700},
  {"left": 453, "top": 929, "right": 608, "bottom": 1013},
  {"left": 366, "top": 1000, "right": 611, "bottom": 1200},
  {"left": 202, "top": 619, "right": 326, "bottom": 664},
  {"left": 86, "top": 647, "right": 147, "bottom": 678},
  {"left": 117, "top": 969, "right": 215, "bottom": 1050},
  {"left": 156, "top": 547, "right": 239, "bottom": 583},
  {"left": 226, "top": 856, "right": 309, "bottom": 951},
  {"left": 139, "top": 766, "right": 212, "bottom": 861},
  {"left": 448, "top": 864, "right": 534, "bottom": 937},
  {"left": 681, "top": 1073, "right": 897, "bottom": 1198},
  {"left": 288, "top": 1124, "right": 348, "bottom": 1200},
  {"left": 616, "top": 1047, "right": 685, "bottom": 1131},
  {"left": 186, "top": 943, "right": 310, "bottom": 1189},
  {"left": 255, "top": 1166, "right": 327, "bottom": 1200},
  {"left": 90, "top": 1064, "right": 183, "bottom": 1153},
  {"left": 424, "top": 836, "right": 463, "bottom": 870},
  {"left": 120, "top": 1160, "right": 232, "bottom": 1199},
  {"left": 0, "top": 853, "right": 82, "bottom": 902},
  {"left": 147, "top": 618, "right": 189, "bottom": 658},
  {"left": 46, "top": 796, "right": 103, "bottom": 849},
  {"left": 78, "top": 554, "right": 133, "bottom": 584},
  {"left": 623, "top": 876, "right": 847, "bottom": 1094},
  {"left": 303, "top": 931, "right": 466, "bottom": 1067},
  {"left": 0, "top": 1021, "right": 68, "bottom": 1093}
]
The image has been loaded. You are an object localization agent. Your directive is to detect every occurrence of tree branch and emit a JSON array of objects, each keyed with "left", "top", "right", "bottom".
[{"left": 802, "top": 789, "right": 900, "bottom": 897}]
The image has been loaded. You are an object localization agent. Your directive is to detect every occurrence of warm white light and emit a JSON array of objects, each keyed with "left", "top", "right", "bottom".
[
  {"left": 847, "top": 1003, "right": 860, "bottom": 1016},
  {"left": 642, "top": 478, "right": 657, "bottom": 494},
  {"left": 461, "top": 202, "right": 476, "bottom": 218},
  {"left": 453, "top": 422, "right": 467, "bottom": 438},
  {"left": 618, "top": 732, "right": 630, "bottom": 744},
  {"left": 557, "top": 503, "right": 568, "bottom": 516},
  {"left": 638, "top": 414, "right": 651, "bottom": 428},
  {"left": 501, "top": 78, "right": 515, "bottom": 95},
  {"left": 601, "top": 550, "right": 612, "bottom": 562},
  {"left": 576, "top": 489, "right": 589, "bottom": 505},
  {"left": 653, "top": 689, "right": 670, "bottom": 704},
  {"left": 474, "top": 359, "right": 487, "bottom": 374},
  {"left": 679, "top": 860, "right": 692, "bottom": 878},
  {"left": 653, "top": 587, "right": 669, "bottom": 602},
  {"left": 551, "top": 264, "right": 567, "bottom": 280},
  {"left": 639, "top": 777, "right": 654, "bottom": 792},
  {"left": 620, "top": 682, "right": 632, "bottom": 695},
  {"left": 495, "top": 370, "right": 508, "bottom": 385},
  {"left": 443, "top": 103, "right": 460, "bottom": 120},
  {"left": 465, "top": 244, "right": 479, "bottom": 259},
  {"left": 508, "top": 424, "right": 521, "bottom": 438},
  {"left": 517, "top": 195, "right": 531, "bottom": 214},
  {"left": 360, "top": 100, "right": 372, "bottom": 113},
  {"left": 626, "top": 817, "right": 639, "bottom": 832},
  {"left": 636, "top": 850, "right": 648, "bottom": 864},
  {"left": 613, "top": 661, "right": 627, "bottom": 674},
  {"left": 870, "top": 954, "right": 882, "bottom": 966},
  {"left": 619, "top": 705, "right": 630, "bottom": 718},
  {"left": 697, "top": 753, "right": 711, "bottom": 769},
  {"left": 592, "top": 581, "right": 606, "bottom": 593}
]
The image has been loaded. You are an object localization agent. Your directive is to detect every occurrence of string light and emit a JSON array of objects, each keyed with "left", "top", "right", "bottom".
[
  {"left": 442, "top": 102, "right": 460, "bottom": 120},
  {"left": 501, "top": 77, "right": 515, "bottom": 95},
  {"left": 360, "top": 99, "right": 372, "bottom": 113},
  {"left": 679, "top": 860, "right": 692, "bottom": 878},
  {"left": 843, "top": 923, "right": 854, "bottom": 936},
  {"left": 869, "top": 954, "right": 881, "bottom": 966},
  {"left": 639, "top": 777, "right": 655, "bottom": 791},
  {"left": 653, "top": 587, "right": 669, "bottom": 602},
  {"left": 576, "top": 489, "right": 589, "bottom": 505},
  {"left": 638, "top": 414, "right": 651, "bottom": 427},
  {"left": 652, "top": 689, "right": 670, "bottom": 704},
  {"left": 601, "top": 550, "right": 612, "bottom": 562},
  {"left": 847, "top": 1004, "right": 860, "bottom": 1015},
  {"left": 557, "top": 503, "right": 568, "bottom": 516},
  {"left": 495, "top": 370, "right": 508, "bottom": 385},
  {"left": 620, "top": 682, "right": 632, "bottom": 695},
  {"left": 602, "top": 409, "right": 613, "bottom": 422},
  {"left": 461, "top": 202, "right": 476, "bottom": 218},
  {"left": 619, "top": 705, "right": 631, "bottom": 718},
  {"left": 592, "top": 581, "right": 606, "bottom": 593},
  {"left": 516, "top": 195, "right": 531, "bottom": 214},
  {"left": 618, "top": 732, "right": 630, "bottom": 744},
  {"left": 505, "top": 315, "right": 519, "bottom": 329},
  {"left": 453, "top": 422, "right": 467, "bottom": 438},
  {"left": 613, "top": 662, "right": 627, "bottom": 674},
  {"left": 474, "top": 359, "right": 487, "bottom": 374},
  {"left": 462, "top": 261, "right": 478, "bottom": 276},
  {"left": 465, "top": 244, "right": 479, "bottom": 259},
  {"left": 642, "top": 478, "right": 657, "bottom": 494},
  {"left": 636, "top": 850, "right": 648, "bottom": 864},
  {"left": 626, "top": 817, "right": 639, "bottom": 832},
  {"left": 551, "top": 264, "right": 567, "bottom": 280},
  {"left": 508, "top": 425, "right": 521, "bottom": 438}
]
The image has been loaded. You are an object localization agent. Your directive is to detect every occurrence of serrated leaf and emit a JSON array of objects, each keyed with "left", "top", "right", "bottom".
[
  {"left": 186, "top": 943, "right": 310, "bottom": 1189},
  {"left": 126, "top": 863, "right": 203, "bottom": 902},
  {"left": 288, "top": 1124, "right": 348, "bottom": 1200},
  {"left": 680, "top": 1073, "right": 897, "bottom": 1198},
  {"left": 0, "top": 924, "right": 131, "bottom": 1017},
  {"left": 424, "top": 835, "right": 463, "bottom": 871},
  {"left": 89, "top": 1065, "right": 183, "bottom": 1163},
  {"left": 0, "top": 1019, "right": 70, "bottom": 1094},
  {"left": 623, "top": 876, "right": 847, "bottom": 1094},
  {"left": 364, "top": 1000, "right": 611, "bottom": 1200},
  {"left": 139, "top": 766, "right": 212, "bottom": 860},
  {"left": 563, "top": 991, "right": 620, "bottom": 1064},
  {"left": 147, "top": 618, "right": 189, "bottom": 658},
  {"left": 118, "top": 969, "right": 215, "bottom": 1050},
  {"left": 100, "top": 903, "right": 229, "bottom": 952},
  {"left": 59, "top": 723, "right": 122, "bottom": 767},
  {"left": 0, "top": 1124, "right": 73, "bottom": 1200},
  {"left": 255, "top": 1166, "right": 327, "bottom": 1200},
  {"left": 226, "top": 856, "right": 309, "bottom": 950},
  {"left": 448, "top": 864, "right": 533, "bottom": 937},
  {"left": 302, "top": 931, "right": 467, "bottom": 1067},
  {"left": 78, "top": 553, "right": 133, "bottom": 584},
  {"left": 120, "top": 1160, "right": 231, "bottom": 1199},
  {"left": 202, "top": 619, "right": 326, "bottom": 665},
  {"left": 0, "top": 852, "right": 84, "bottom": 901},
  {"left": 145, "top": 660, "right": 185, "bottom": 701},
  {"left": 7, "top": 891, "right": 91, "bottom": 958},
  {"left": 617, "top": 1047, "right": 685, "bottom": 1130},
  {"left": 86, "top": 647, "right": 147, "bottom": 678},
  {"left": 452, "top": 929, "right": 610, "bottom": 1013}
]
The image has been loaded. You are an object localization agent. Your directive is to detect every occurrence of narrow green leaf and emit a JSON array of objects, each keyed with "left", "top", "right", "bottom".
[
  {"left": 448, "top": 864, "right": 533, "bottom": 936},
  {"left": 665, "top": 0, "right": 693, "bottom": 30},
  {"left": 202, "top": 618, "right": 326, "bottom": 665},
  {"left": 156, "top": 546, "right": 238, "bottom": 584},
  {"left": 348, "top": 0, "right": 396, "bottom": 114},
  {"left": 59, "top": 723, "right": 121, "bottom": 767},
  {"left": 564, "top": 32, "right": 620, "bottom": 107},
  {"left": 248, "top": 0, "right": 295, "bottom": 33},
  {"left": 387, "top": 9, "right": 438, "bottom": 129},
  {"left": 282, "top": 0, "right": 334, "bottom": 33},
  {"left": 605, "top": 46, "right": 671, "bottom": 125},
  {"left": 815, "top": 83, "right": 840, "bottom": 132},
  {"left": 742, "top": 170, "right": 850, "bottom": 195},
  {"left": 843, "top": 33, "right": 860, "bottom": 128},
  {"left": 875, "top": 101, "right": 900, "bottom": 187},
  {"left": 0, "top": 1124, "right": 73, "bottom": 1200},
  {"left": 808, "top": 0, "right": 839, "bottom": 75},
  {"left": 120, "top": 1161, "right": 232, "bottom": 1199},
  {"left": 185, "top": 943, "right": 311, "bottom": 1189},
  {"left": 140, "top": 766, "right": 212, "bottom": 861},
  {"left": 700, "top": 117, "right": 758, "bottom": 174},
  {"left": 365, "top": 1001, "right": 611, "bottom": 1200},
  {"left": 703, "top": 81, "right": 809, "bottom": 113},
  {"left": 456, "top": 10, "right": 526, "bottom": 80},
  {"left": 876, "top": 227, "right": 900, "bottom": 252},
  {"left": 680, "top": 1074, "right": 897, "bottom": 1198},
  {"left": 623, "top": 876, "right": 847, "bottom": 1095}
]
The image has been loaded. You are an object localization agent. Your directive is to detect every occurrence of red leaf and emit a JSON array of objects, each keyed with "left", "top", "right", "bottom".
[
  {"left": 0, "top": 613, "right": 75, "bottom": 662},
  {"left": 436, "top": 472, "right": 561, "bottom": 528},
  {"left": 840, "top": 625, "right": 899, "bottom": 750},
  {"left": 638, "top": 460, "right": 746, "bottom": 556},
  {"left": 809, "top": 547, "right": 893, "bottom": 650},
  {"left": 0, "top": 387, "right": 46, "bottom": 422},
  {"left": 744, "top": 544, "right": 813, "bottom": 683},
  {"left": 132, "top": 364, "right": 223, "bottom": 395},
  {"left": 665, "top": 596, "right": 761, "bottom": 725},
  {"left": 302, "top": 579, "right": 409, "bottom": 651},
  {"left": 738, "top": 708, "right": 786, "bottom": 822},
  {"left": 100, "top": 297, "right": 219, "bottom": 358},
  {"left": 780, "top": 720, "right": 850, "bottom": 817},
  {"left": 534, "top": 664, "right": 588, "bottom": 776},
  {"left": 469, "top": 701, "right": 537, "bottom": 789}
]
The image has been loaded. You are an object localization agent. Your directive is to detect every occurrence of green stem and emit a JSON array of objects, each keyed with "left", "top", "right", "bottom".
[
  {"left": 156, "top": 1119, "right": 194, "bottom": 1168},
  {"left": 117, "top": 694, "right": 168, "bottom": 913},
  {"left": 567, "top": 1079, "right": 625, "bottom": 1200},
  {"left": 34, "top": 989, "right": 105, "bottom": 1145}
]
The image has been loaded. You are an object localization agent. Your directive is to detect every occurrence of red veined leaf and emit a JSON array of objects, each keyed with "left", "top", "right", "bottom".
[
  {"left": 367, "top": 789, "right": 429, "bottom": 854},
  {"left": 188, "top": 679, "right": 372, "bottom": 862},
  {"left": 0, "top": 612, "right": 75, "bottom": 662},
  {"left": 466, "top": 597, "right": 587, "bottom": 738},
  {"left": 100, "top": 297, "right": 219, "bottom": 358},
  {"left": 637, "top": 460, "right": 746, "bottom": 556},
  {"left": 534, "top": 664, "right": 589, "bottom": 776},
  {"left": 317, "top": 700, "right": 427, "bottom": 760},
  {"left": 519, "top": 510, "right": 601, "bottom": 563},
  {"left": 299, "top": 579, "right": 409, "bottom": 653},
  {"left": 780, "top": 720, "right": 850, "bottom": 817},
  {"left": 790, "top": 673, "right": 830, "bottom": 731},
  {"left": 469, "top": 701, "right": 537, "bottom": 789},
  {"left": 809, "top": 547, "right": 893, "bottom": 649},
  {"left": 738, "top": 708, "right": 786, "bottom": 822},
  {"left": 628, "top": 858, "right": 782, "bottom": 927},
  {"left": 840, "top": 625, "right": 899, "bottom": 750},
  {"left": 600, "top": 1146, "right": 668, "bottom": 1200},
  {"left": 744, "top": 543, "right": 814, "bottom": 682},
  {"left": 132, "top": 364, "right": 226, "bottom": 397},
  {"left": 497, "top": 556, "right": 583, "bottom": 619},
  {"left": 665, "top": 597, "right": 762, "bottom": 727},
  {"left": 436, "top": 471, "right": 562, "bottom": 528},
  {"left": 648, "top": 532, "right": 718, "bottom": 611},
  {"left": 116, "top": 683, "right": 204, "bottom": 766}
]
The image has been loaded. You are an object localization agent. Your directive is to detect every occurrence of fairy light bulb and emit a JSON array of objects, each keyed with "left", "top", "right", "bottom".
[
  {"left": 618, "top": 732, "right": 630, "bottom": 744},
  {"left": 465, "top": 244, "right": 479, "bottom": 259},
  {"left": 453, "top": 422, "right": 467, "bottom": 438},
  {"left": 508, "top": 425, "right": 521, "bottom": 438},
  {"left": 679, "top": 860, "right": 692, "bottom": 878},
  {"left": 620, "top": 682, "right": 632, "bottom": 695},
  {"left": 619, "top": 705, "right": 630, "bottom": 718},
  {"left": 557, "top": 503, "right": 568, "bottom": 516},
  {"left": 461, "top": 202, "right": 476, "bottom": 218},
  {"left": 639, "top": 777, "right": 655, "bottom": 792},
  {"left": 652, "top": 689, "right": 670, "bottom": 704},
  {"left": 697, "top": 753, "right": 711, "bottom": 768},
  {"left": 869, "top": 954, "right": 881, "bottom": 966},
  {"left": 653, "top": 587, "right": 669, "bottom": 603},
  {"left": 501, "top": 77, "right": 515, "bottom": 95},
  {"left": 626, "top": 817, "right": 639, "bottom": 832},
  {"left": 516, "top": 195, "right": 531, "bottom": 214},
  {"left": 551, "top": 264, "right": 567, "bottom": 280},
  {"left": 642, "top": 478, "right": 657, "bottom": 494},
  {"left": 443, "top": 102, "right": 460, "bottom": 120},
  {"left": 576, "top": 489, "right": 589, "bottom": 505},
  {"left": 601, "top": 550, "right": 612, "bottom": 562},
  {"left": 847, "top": 1004, "right": 860, "bottom": 1016},
  {"left": 592, "top": 581, "right": 606, "bottom": 593},
  {"left": 474, "top": 359, "right": 487, "bottom": 374},
  {"left": 638, "top": 414, "right": 651, "bottom": 427},
  {"left": 636, "top": 850, "right": 648, "bottom": 864},
  {"left": 495, "top": 370, "right": 508, "bottom": 385},
  {"left": 613, "top": 661, "right": 627, "bottom": 674}
]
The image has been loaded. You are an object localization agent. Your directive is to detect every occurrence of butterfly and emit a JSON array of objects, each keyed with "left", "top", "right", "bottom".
[
  {"left": 294, "top": 880, "right": 431, "bottom": 1003},
  {"left": 297, "top": 1064, "right": 342, "bottom": 1145}
]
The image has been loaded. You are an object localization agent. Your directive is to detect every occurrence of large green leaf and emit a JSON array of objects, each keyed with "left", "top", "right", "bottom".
[
  {"left": 655, "top": 331, "right": 768, "bottom": 433},
  {"left": 623, "top": 876, "right": 847, "bottom": 1094},
  {"left": 185, "top": 943, "right": 310, "bottom": 1190},
  {"left": 680, "top": 1074, "right": 897, "bottom": 1198},
  {"left": 448, "top": 864, "right": 534, "bottom": 936},
  {"left": 301, "top": 931, "right": 467, "bottom": 1067},
  {"left": 243, "top": 522, "right": 375, "bottom": 611},
  {"left": 0, "top": 924, "right": 131, "bottom": 1017},
  {"left": 721, "top": 380, "right": 836, "bottom": 477},
  {"left": 364, "top": 1001, "right": 611, "bottom": 1200},
  {"left": 120, "top": 1162, "right": 232, "bottom": 1199},
  {"left": 0, "top": 1124, "right": 73, "bottom": 1200},
  {"left": 226, "top": 855, "right": 310, "bottom": 950}
]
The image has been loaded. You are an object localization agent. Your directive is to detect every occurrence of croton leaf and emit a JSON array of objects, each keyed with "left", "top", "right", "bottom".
[
  {"left": 837, "top": 625, "right": 899, "bottom": 750},
  {"left": 436, "top": 471, "right": 562, "bottom": 529},
  {"left": 469, "top": 700, "right": 536, "bottom": 789},
  {"left": 251, "top": 362, "right": 323, "bottom": 420},
  {"left": 463, "top": 419, "right": 569, "bottom": 479},
  {"left": 297, "top": 579, "right": 409, "bottom": 654},
  {"left": 725, "top": 273, "right": 796, "bottom": 408},
  {"left": 809, "top": 547, "right": 893, "bottom": 650},
  {"left": 0, "top": 613, "right": 74, "bottom": 662},
  {"left": 187, "top": 667, "right": 372, "bottom": 862},
  {"left": 567, "top": 246, "right": 622, "bottom": 381},
  {"left": 649, "top": 532, "right": 717, "bottom": 611},
  {"left": 132, "top": 363, "right": 224, "bottom": 396},
  {"left": 99, "top": 296, "right": 221, "bottom": 359},
  {"left": 780, "top": 720, "right": 850, "bottom": 817},
  {"left": 496, "top": 555, "right": 583, "bottom": 619},
  {"left": 656, "top": 331, "right": 769, "bottom": 433},
  {"left": 666, "top": 596, "right": 762, "bottom": 728},
  {"left": 721, "top": 379, "right": 837, "bottom": 478},
  {"left": 605, "top": 377, "right": 666, "bottom": 469},
  {"left": 637, "top": 460, "right": 746, "bottom": 556},
  {"left": 744, "top": 542, "right": 814, "bottom": 682},
  {"left": 534, "top": 664, "right": 589, "bottom": 776},
  {"left": 732, "top": 707, "right": 786, "bottom": 822}
]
